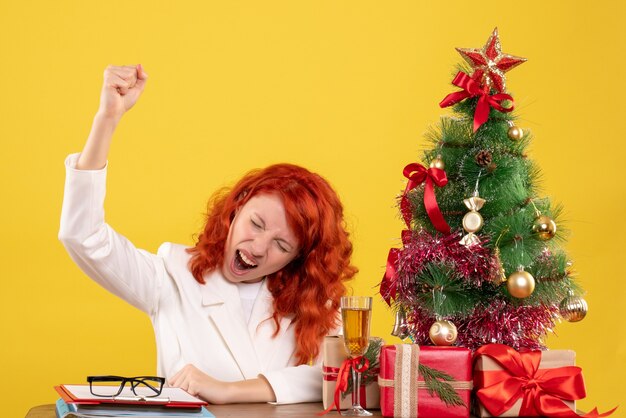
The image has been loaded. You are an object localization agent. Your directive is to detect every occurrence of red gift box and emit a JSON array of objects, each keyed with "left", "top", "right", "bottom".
[{"left": 378, "top": 345, "right": 472, "bottom": 418}]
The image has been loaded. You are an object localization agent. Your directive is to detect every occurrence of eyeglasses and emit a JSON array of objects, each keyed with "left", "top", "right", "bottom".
[{"left": 87, "top": 375, "right": 165, "bottom": 398}]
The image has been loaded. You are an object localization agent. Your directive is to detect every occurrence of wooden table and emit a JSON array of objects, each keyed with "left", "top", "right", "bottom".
[{"left": 26, "top": 403, "right": 384, "bottom": 417}]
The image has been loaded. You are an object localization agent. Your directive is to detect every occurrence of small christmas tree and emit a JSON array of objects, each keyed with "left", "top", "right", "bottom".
[{"left": 381, "top": 28, "right": 588, "bottom": 350}]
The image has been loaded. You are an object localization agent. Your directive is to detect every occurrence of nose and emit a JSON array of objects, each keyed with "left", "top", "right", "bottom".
[{"left": 250, "top": 234, "right": 271, "bottom": 258}]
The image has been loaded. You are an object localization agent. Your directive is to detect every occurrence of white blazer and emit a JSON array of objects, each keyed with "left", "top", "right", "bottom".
[{"left": 58, "top": 154, "right": 324, "bottom": 404}]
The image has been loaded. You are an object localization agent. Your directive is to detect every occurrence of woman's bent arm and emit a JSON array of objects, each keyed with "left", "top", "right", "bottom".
[
  {"left": 60, "top": 65, "right": 163, "bottom": 313},
  {"left": 59, "top": 153, "right": 169, "bottom": 315}
]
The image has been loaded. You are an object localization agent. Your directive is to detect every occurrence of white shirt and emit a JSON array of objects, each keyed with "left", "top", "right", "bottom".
[{"left": 237, "top": 280, "right": 264, "bottom": 323}]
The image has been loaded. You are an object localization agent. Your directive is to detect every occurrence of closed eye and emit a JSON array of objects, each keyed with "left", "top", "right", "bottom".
[{"left": 276, "top": 240, "right": 290, "bottom": 253}]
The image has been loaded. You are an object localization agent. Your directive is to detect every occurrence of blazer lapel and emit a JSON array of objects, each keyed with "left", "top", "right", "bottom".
[
  {"left": 200, "top": 272, "right": 261, "bottom": 380},
  {"left": 160, "top": 244, "right": 262, "bottom": 379}
]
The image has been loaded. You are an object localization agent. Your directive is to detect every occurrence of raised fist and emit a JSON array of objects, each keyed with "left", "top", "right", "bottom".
[{"left": 98, "top": 64, "right": 148, "bottom": 119}]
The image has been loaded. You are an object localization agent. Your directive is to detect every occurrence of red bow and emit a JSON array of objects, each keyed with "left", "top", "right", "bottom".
[
  {"left": 381, "top": 165, "right": 449, "bottom": 307},
  {"left": 439, "top": 72, "right": 515, "bottom": 132},
  {"left": 400, "top": 163, "right": 450, "bottom": 235},
  {"left": 319, "top": 356, "right": 370, "bottom": 415},
  {"left": 380, "top": 230, "right": 412, "bottom": 306},
  {"left": 474, "top": 344, "right": 617, "bottom": 418},
  {"left": 380, "top": 248, "right": 400, "bottom": 306}
]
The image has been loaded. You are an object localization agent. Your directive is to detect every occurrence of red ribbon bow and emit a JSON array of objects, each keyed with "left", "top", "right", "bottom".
[
  {"left": 380, "top": 230, "right": 412, "bottom": 306},
  {"left": 319, "top": 356, "right": 370, "bottom": 415},
  {"left": 474, "top": 344, "right": 617, "bottom": 418},
  {"left": 400, "top": 163, "right": 450, "bottom": 235},
  {"left": 381, "top": 164, "right": 449, "bottom": 306},
  {"left": 439, "top": 72, "right": 515, "bottom": 132},
  {"left": 380, "top": 248, "right": 400, "bottom": 306}
]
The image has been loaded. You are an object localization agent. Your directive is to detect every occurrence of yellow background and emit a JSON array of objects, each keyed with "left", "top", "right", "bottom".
[{"left": 1, "top": 1, "right": 624, "bottom": 416}]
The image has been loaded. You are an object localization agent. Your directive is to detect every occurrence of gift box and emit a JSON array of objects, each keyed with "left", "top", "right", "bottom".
[
  {"left": 322, "top": 335, "right": 382, "bottom": 411},
  {"left": 473, "top": 344, "right": 579, "bottom": 417},
  {"left": 378, "top": 345, "right": 472, "bottom": 418}
]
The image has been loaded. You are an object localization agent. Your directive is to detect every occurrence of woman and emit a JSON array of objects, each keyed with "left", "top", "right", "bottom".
[{"left": 59, "top": 64, "right": 357, "bottom": 404}]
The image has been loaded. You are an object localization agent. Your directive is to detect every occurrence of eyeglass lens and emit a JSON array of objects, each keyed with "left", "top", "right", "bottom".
[{"left": 88, "top": 376, "right": 164, "bottom": 397}]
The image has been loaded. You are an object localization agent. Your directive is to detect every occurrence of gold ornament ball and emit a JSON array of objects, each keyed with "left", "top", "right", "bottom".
[
  {"left": 429, "top": 319, "right": 458, "bottom": 346},
  {"left": 507, "top": 270, "right": 536, "bottom": 298},
  {"left": 559, "top": 295, "right": 588, "bottom": 322},
  {"left": 429, "top": 156, "right": 445, "bottom": 170},
  {"left": 507, "top": 125, "right": 524, "bottom": 141},
  {"left": 532, "top": 215, "right": 557, "bottom": 240}
]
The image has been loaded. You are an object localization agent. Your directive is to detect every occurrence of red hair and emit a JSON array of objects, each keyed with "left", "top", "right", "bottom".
[{"left": 186, "top": 164, "right": 357, "bottom": 364}]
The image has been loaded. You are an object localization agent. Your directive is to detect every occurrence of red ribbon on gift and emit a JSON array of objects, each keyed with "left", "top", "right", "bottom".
[
  {"left": 319, "top": 356, "right": 370, "bottom": 416},
  {"left": 323, "top": 365, "right": 380, "bottom": 381},
  {"left": 439, "top": 72, "right": 515, "bottom": 132},
  {"left": 400, "top": 163, "right": 450, "bottom": 235},
  {"left": 474, "top": 344, "right": 617, "bottom": 418},
  {"left": 323, "top": 365, "right": 379, "bottom": 409}
]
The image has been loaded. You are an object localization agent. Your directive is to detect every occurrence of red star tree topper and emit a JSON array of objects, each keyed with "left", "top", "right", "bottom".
[{"left": 456, "top": 27, "right": 526, "bottom": 93}]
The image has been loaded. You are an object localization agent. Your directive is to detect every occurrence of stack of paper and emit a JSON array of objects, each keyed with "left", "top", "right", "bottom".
[{"left": 54, "top": 384, "right": 214, "bottom": 418}]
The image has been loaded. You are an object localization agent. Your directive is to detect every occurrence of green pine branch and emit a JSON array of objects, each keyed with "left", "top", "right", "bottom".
[
  {"left": 413, "top": 263, "right": 482, "bottom": 317},
  {"left": 418, "top": 364, "right": 466, "bottom": 407}
]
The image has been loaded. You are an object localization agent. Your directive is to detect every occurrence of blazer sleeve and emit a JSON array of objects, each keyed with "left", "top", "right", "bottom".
[
  {"left": 261, "top": 362, "right": 323, "bottom": 405},
  {"left": 58, "top": 153, "right": 169, "bottom": 315},
  {"left": 261, "top": 322, "right": 340, "bottom": 404}
]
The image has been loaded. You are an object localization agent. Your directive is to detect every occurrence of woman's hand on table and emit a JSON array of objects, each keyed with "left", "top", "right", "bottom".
[{"left": 169, "top": 364, "right": 276, "bottom": 404}]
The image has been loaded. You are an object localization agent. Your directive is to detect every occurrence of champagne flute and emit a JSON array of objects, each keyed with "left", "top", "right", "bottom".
[{"left": 341, "top": 296, "right": 373, "bottom": 417}]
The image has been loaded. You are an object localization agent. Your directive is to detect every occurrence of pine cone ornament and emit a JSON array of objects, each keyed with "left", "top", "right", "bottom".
[{"left": 475, "top": 150, "right": 493, "bottom": 167}]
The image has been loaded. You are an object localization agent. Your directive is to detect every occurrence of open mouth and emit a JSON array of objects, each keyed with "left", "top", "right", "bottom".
[{"left": 234, "top": 249, "right": 258, "bottom": 271}]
